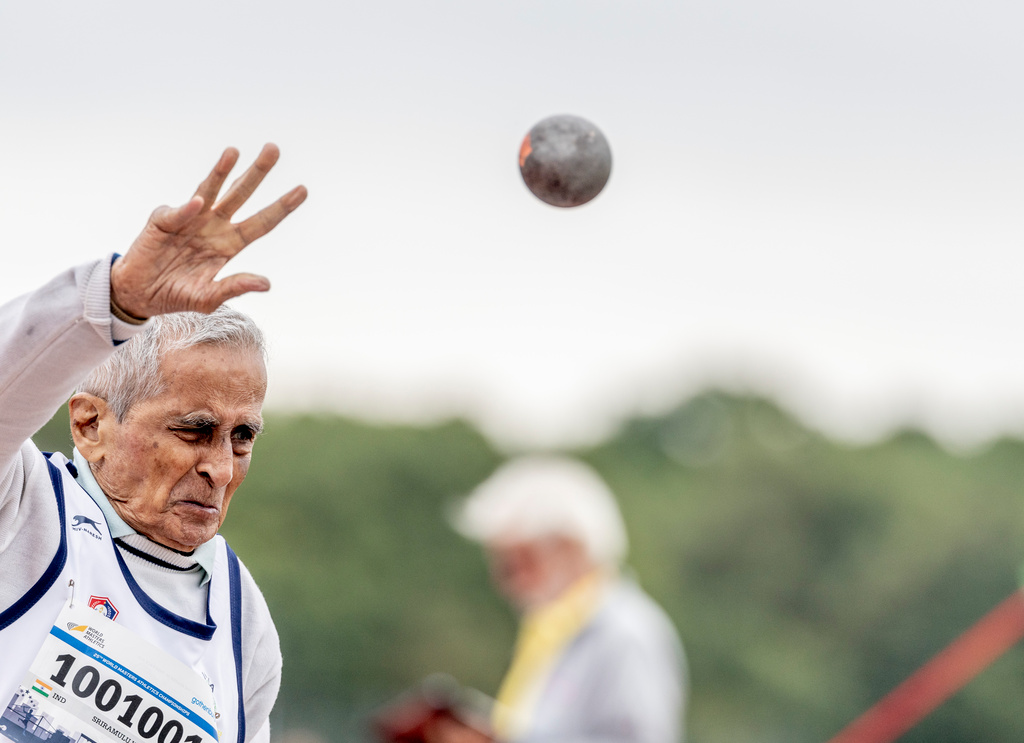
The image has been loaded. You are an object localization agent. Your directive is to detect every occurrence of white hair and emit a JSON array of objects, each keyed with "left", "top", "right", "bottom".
[
  {"left": 77, "top": 305, "right": 266, "bottom": 421},
  {"left": 455, "top": 455, "right": 629, "bottom": 567}
]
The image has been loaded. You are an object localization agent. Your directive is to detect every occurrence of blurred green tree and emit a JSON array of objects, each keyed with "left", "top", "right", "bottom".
[{"left": 29, "top": 391, "right": 1024, "bottom": 743}]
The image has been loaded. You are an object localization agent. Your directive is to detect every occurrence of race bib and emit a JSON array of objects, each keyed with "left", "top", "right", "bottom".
[{"left": 2, "top": 601, "right": 221, "bottom": 743}]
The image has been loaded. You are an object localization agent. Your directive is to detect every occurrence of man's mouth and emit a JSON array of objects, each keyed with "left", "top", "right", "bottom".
[{"left": 174, "top": 499, "right": 220, "bottom": 515}]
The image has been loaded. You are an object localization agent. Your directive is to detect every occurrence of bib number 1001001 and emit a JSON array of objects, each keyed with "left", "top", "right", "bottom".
[
  {"left": 11, "top": 601, "right": 221, "bottom": 743},
  {"left": 49, "top": 652, "right": 204, "bottom": 743}
]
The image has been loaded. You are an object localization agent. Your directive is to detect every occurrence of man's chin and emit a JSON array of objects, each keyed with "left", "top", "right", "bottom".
[
  {"left": 159, "top": 513, "right": 221, "bottom": 551},
  {"left": 158, "top": 532, "right": 215, "bottom": 552}
]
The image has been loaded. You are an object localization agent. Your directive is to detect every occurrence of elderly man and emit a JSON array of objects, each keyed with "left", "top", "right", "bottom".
[
  {"left": 436, "top": 456, "right": 687, "bottom": 743},
  {"left": 0, "top": 145, "right": 305, "bottom": 743}
]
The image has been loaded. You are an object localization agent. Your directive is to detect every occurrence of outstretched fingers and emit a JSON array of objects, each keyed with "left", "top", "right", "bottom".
[
  {"left": 114, "top": 144, "right": 306, "bottom": 316},
  {"left": 214, "top": 143, "right": 281, "bottom": 220},
  {"left": 193, "top": 148, "right": 240, "bottom": 208},
  {"left": 233, "top": 184, "right": 308, "bottom": 246},
  {"left": 209, "top": 272, "right": 272, "bottom": 309}
]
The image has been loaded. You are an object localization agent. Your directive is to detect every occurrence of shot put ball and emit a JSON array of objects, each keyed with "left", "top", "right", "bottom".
[{"left": 519, "top": 114, "right": 612, "bottom": 207}]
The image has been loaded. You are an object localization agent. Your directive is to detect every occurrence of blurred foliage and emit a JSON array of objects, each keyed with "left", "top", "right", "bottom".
[{"left": 32, "top": 391, "right": 1024, "bottom": 742}]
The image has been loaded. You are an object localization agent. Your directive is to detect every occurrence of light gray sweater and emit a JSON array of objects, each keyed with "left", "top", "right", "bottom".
[
  {"left": 519, "top": 578, "right": 687, "bottom": 743},
  {"left": 0, "top": 257, "right": 281, "bottom": 743}
]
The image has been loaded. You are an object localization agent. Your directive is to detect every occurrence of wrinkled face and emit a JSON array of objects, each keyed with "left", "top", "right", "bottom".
[
  {"left": 484, "top": 536, "right": 590, "bottom": 612},
  {"left": 86, "top": 344, "right": 266, "bottom": 552}
]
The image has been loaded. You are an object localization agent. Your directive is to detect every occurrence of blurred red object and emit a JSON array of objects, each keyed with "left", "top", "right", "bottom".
[
  {"left": 371, "top": 674, "right": 495, "bottom": 743},
  {"left": 825, "top": 590, "right": 1024, "bottom": 743}
]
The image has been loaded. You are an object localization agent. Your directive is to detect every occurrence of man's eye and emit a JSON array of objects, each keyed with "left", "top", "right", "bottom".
[
  {"left": 231, "top": 429, "right": 259, "bottom": 453},
  {"left": 172, "top": 427, "right": 211, "bottom": 440}
]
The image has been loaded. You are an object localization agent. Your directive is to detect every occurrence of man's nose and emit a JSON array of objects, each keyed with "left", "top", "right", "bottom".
[{"left": 198, "top": 439, "right": 235, "bottom": 487}]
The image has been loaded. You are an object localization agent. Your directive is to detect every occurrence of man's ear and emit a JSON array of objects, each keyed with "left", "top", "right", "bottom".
[{"left": 69, "top": 393, "right": 114, "bottom": 463}]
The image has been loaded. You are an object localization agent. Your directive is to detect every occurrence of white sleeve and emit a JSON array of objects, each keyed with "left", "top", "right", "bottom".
[
  {"left": 0, "top": 256, "right": 148, "bottom": 576},
  {"left": 237, "top": 559, "right": 283, "bottom": 743},
  {"left": 247, "top": 717, "right": 271, "bottom": 743},
  {"left": 0, "top": 256, "right": 146, "bottom": 475}
]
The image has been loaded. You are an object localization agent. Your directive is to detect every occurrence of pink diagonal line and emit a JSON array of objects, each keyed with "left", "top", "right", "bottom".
[{"left": 826, "top": 590, "right": 1024, "bottom": 743}]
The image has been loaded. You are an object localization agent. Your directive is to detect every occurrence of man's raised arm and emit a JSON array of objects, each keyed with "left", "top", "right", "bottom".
[
  {"left": 112, "top": 143, "right": 306, "bottom": 318},
  {"left": 0, "top": 144, "right": 306, "bottom": 471}
]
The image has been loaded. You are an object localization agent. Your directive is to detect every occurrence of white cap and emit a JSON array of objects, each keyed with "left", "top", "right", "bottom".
[{"left": 454, "top": 455, "right": 629, "bottom": 567}]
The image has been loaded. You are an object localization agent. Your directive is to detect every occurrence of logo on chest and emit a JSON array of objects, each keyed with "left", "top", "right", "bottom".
[
  {"left": 72, "top": 514, "right": 104, "bottom": 539},
  {"left": 88, "top": 595, "right": 119, "bottom": 621}
]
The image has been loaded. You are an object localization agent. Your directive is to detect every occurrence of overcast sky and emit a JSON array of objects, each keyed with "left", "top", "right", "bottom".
[{"left": 3, "top": 0, "right": 1024, "bottom": 449}]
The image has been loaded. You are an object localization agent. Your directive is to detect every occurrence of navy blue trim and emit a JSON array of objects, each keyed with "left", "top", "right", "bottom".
[
  {"left": 0, "top": 457, "right": 69, "bottom": 630},
  {"left": 226, "top": 544, "right": 246, "bottom": 743},
  {"left": 110, "top": 252, "right": 129, "bottom": 347},
  {"left": 112, "top": 542, "right": 217, "bottom": 641}
]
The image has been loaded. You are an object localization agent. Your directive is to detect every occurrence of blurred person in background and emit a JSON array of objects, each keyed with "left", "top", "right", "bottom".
[
  {"left": 428, "top": 455, "right": 687, "bottom": 743},
  {"left": 0, "top": 144, "right": 306, "bottom": 743}
]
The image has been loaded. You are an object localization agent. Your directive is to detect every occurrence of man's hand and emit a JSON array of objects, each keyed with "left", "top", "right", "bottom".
[{"left": 110, "top": 143, "right": 307, "bottom": 317}]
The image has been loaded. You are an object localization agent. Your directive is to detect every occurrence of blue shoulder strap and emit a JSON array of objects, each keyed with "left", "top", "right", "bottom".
[
  {"left": 0, "top": 456, "right": 69, "bottom": 630},
  {"left": 225, "top": 542, "right": 247, "bottom": 743}
]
